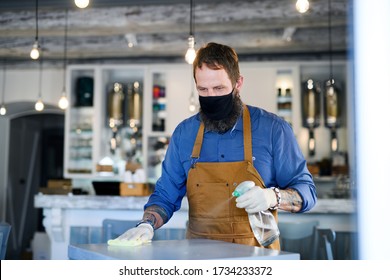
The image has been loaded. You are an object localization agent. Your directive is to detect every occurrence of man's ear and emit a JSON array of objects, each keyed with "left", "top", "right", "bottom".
[{"left": 236, "top": 75, "right": 244, "bottom": 90}]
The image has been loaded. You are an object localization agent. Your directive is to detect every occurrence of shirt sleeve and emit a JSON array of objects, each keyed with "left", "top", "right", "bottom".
[
  {"left": 144, "top": 121, "right": 191, "bottom": 220},
  {"left": 271, "top": 119, "right": 317, "bottom": 212}
]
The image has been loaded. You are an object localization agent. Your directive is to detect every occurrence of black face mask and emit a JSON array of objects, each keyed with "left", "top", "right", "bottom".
[{"left": 199, "top": 90, "right": 234, "bottom": 120}]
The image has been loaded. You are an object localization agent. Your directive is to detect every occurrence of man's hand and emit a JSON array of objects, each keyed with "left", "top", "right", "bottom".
[
  {"left": 107, "top": 223, "right": 154, "bottom": 246},
  {"left": 235, "top": 186, "right": 277, "bottom": 213}
]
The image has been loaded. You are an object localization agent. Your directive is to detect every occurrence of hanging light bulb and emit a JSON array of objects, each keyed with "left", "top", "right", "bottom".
[
  {"left": 188, "top": 62, "right": 197, "bottom": 113},
  {"left": 296, "top": 0, "right": 310, "bottom": 13},
  {"left": 185, "top": 36, "right": 196, "bottom": 64},
  {"left": 30, "top": 0, "right": 40, "bottom": 60},
  {"left": 35, "top": 98, "right": 44, "bottom": 111},
  {"left": 58, "top": 9, "right": 69, "bottom": 110},
  {"left": 1, "top": 62, "right": 7, "bottom": 116},
  {"left": 74, "top": 0, "right": 89, "bottom": 9},
  {"left": 189, "top": 92, "right": 197, "bottom": 112},
  {"left": 58, "top": 92, "right": 69, "bottom": 110},
  {"left": 185, "top": 0, "right": 196, "bottom": 64},
  {"left": 188, "top": 86, "right": 197, "bottom": 112},
  {"left": 58, "top": 89, "right": 69, "bottom": 110},
  {"left": 30, "top": 40, "right": 40, "bottom": 60},
  {"left": 35, "top": 58, "right": 44, "bottom": 112},
  {"left": 0, "top": 105, "right": 6, "bottom": 116}
]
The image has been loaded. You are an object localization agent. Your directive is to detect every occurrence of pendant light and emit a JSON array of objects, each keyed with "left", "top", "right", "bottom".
[
  {"left": 74, "top": 0, "right": 89, "bottom": 9},
  {"left": 0, "top": 61, "right": 7, "bottom": 116},
  {"left": 58, "top": 9, "right": 69, "bottom": 110},
  {"left": 35, "top": 58, "right": 44, "bottom": 112},
  {"left": 30, "top": 0, "right": 40, "bottom": 60},
  {"left": 296, "top": 0, "right": 310, "bottom": 13},
  {"left": 324, "top": 0, "right": 340, "bottom": 153},
  {"left": 185, "top": 0, "right": 196, "bottom": 64},
  {"left": 188, "top": 88, "right": 197, "bottom": 113}
]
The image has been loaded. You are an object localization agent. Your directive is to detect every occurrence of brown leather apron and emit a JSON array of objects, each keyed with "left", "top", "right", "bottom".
[{"left": 186, "top": 105, "right": 280, "bottom": 250}]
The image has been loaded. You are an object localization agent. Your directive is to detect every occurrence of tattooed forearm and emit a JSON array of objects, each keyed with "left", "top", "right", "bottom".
[
  {"left": 143, "top": 205, "right": 168, "bottom": 230},
  {"left": 279, "top": 189, "right": 303, "bottom": 213}
]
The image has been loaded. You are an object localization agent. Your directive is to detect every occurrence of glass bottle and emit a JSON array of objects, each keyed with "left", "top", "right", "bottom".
[
  {"left": 324, "top": 79, "right": 340, "bottom": 153},
  {"left": 127, "top": 81, "right": 142, "bottom": 127},
  {"left": 324, "top": 79, "right": 339, "bottom": 128},
  {"left": 302, "top": 79, "right": 320, "bottom": 128},
  {"left": 232, "top": 181, "right": 280, "bottom": 247},
  {"left": 108, "top": 82, "right": 124, "bottom": 128}
]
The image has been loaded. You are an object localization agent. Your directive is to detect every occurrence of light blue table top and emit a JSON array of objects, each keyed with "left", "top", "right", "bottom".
[{"left": 68, "top": 239, "right": 299, "bottom": 260}]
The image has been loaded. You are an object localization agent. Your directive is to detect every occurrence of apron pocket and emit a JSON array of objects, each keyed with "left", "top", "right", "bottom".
[{"left": 188, "top": 182, "right": 232, "bottom": 219}]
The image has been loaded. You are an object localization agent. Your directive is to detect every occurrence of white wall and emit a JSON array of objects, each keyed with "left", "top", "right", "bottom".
[{"left": 1, "top": 67, "right": 64, "bottom": 106}]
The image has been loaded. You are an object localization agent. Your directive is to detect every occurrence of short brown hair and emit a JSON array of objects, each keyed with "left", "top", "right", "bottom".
[{"left": 193, "top": 42, "right": 240, "bottom": 86}]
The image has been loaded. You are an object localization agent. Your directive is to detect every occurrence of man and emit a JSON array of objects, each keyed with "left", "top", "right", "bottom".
[{"left": 113, "top": 42, "right": 317, "bottom": 250}]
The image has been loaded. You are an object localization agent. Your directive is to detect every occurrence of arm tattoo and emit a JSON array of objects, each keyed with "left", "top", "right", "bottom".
[
  {"left": 143, "top": 205, "right": 168, "bottom": 230},
  {"left": 279, "top": 189, "right": 303, "bottom": 213}
]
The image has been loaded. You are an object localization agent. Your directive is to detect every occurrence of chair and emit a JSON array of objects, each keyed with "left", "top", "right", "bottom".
[
  {"left": 70, "top": 226, "right": 104, "bottom": 244},
  {"left": 278, "top": 220, "right": 319, "bottom": 260},
  {"left": 102, "top": 219, "right": 187, "bottom": 242},
  {"left": 153, "top": 227, "right": 186, "bottom": 240},
  {"left": 313, "top": 228, "right": 336, "bottom": 260},
  {"left": 0, "top": 222, "right": 11, "bottom": 260}
]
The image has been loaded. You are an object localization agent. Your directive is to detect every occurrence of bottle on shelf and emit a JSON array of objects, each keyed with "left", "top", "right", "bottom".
[
  {"left": 108, "top": 82, "right": 124, "bottom": 129},
  {"left": 324, "top": 79, "right": 340, "bottom": 128},
  {"left": 302, "top": 79, "right": 321, "bottom": 156},
  {"left": 67, "top": 108, "right": 94, "bottom": 174},
  {"left": 75, "top": 76, "right": 94, "bottom": 107},
  {"left": 127, "top": 81, "right": 142, "bottom": 127},
  {"left": 324, "top": 79, "right": 341, "bottom": 153},
  {"left": 302, "top": 79, "right": 321, "bottom": 128},
  {"left": 152, "top": 84, "right": 166, "bottom": 132}
]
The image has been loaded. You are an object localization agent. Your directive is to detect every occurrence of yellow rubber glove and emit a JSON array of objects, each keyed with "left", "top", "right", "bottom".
[
  {"left": 235, "top": 186, "right": 277, "bottom": 213},
  {"left": 107, "top": 223, "right": 154, "bottom": 247}
]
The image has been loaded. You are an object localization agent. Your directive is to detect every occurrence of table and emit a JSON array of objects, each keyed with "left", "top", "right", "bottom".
[{"left": 68, "top": 239, "right": 299, "bottom": 260}]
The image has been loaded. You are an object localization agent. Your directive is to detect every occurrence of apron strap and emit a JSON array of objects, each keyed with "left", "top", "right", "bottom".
[
  {"left": 243, "top": 105, "right": 253, "bottom": 164},
  {"left": 191, "top": 122, "right": 204, "bottom": 159},
  {"left": 191, "top": 105, "right": 253, "bottom": 164}
]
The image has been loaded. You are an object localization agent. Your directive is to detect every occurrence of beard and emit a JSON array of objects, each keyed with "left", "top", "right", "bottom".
[{"left": 199, "top": 93, "right": 243, "bottom": 133}]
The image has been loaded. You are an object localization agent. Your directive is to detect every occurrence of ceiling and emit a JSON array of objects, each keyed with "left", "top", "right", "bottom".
[{"left": 0, "top": 0, "right": 351, "bottom": 66}]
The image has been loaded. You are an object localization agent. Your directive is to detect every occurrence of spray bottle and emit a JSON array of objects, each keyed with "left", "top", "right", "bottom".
[{"left": 232, "top": 181, "right": 280, "bottom": 247}]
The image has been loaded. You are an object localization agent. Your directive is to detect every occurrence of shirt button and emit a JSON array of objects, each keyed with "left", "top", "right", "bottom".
[{"left": 221, "top": 154, "right": 225, "bottom": 158}]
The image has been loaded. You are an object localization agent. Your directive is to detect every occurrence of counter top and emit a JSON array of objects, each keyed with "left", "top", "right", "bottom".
[
  {"left": 68, "top": 239, "right": 299, "bottom": 260},
  {"left": 34, "top": 193, "right": 154, "bottom": 210},
  {"left": 34, "top": 194, "right": 354, "bottom": 214},
  {"left": 307, "top": 198, "right": 355, "bottom": 214}
]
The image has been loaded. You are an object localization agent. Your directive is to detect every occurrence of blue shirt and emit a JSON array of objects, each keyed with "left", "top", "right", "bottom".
[{"left": 145, "top": 105, "right": 317, "bottom": 220}]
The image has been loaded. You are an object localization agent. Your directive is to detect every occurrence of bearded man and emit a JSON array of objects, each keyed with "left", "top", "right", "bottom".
[{"left": 112, "top": 42, "right": 317, "bottom": 250}]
